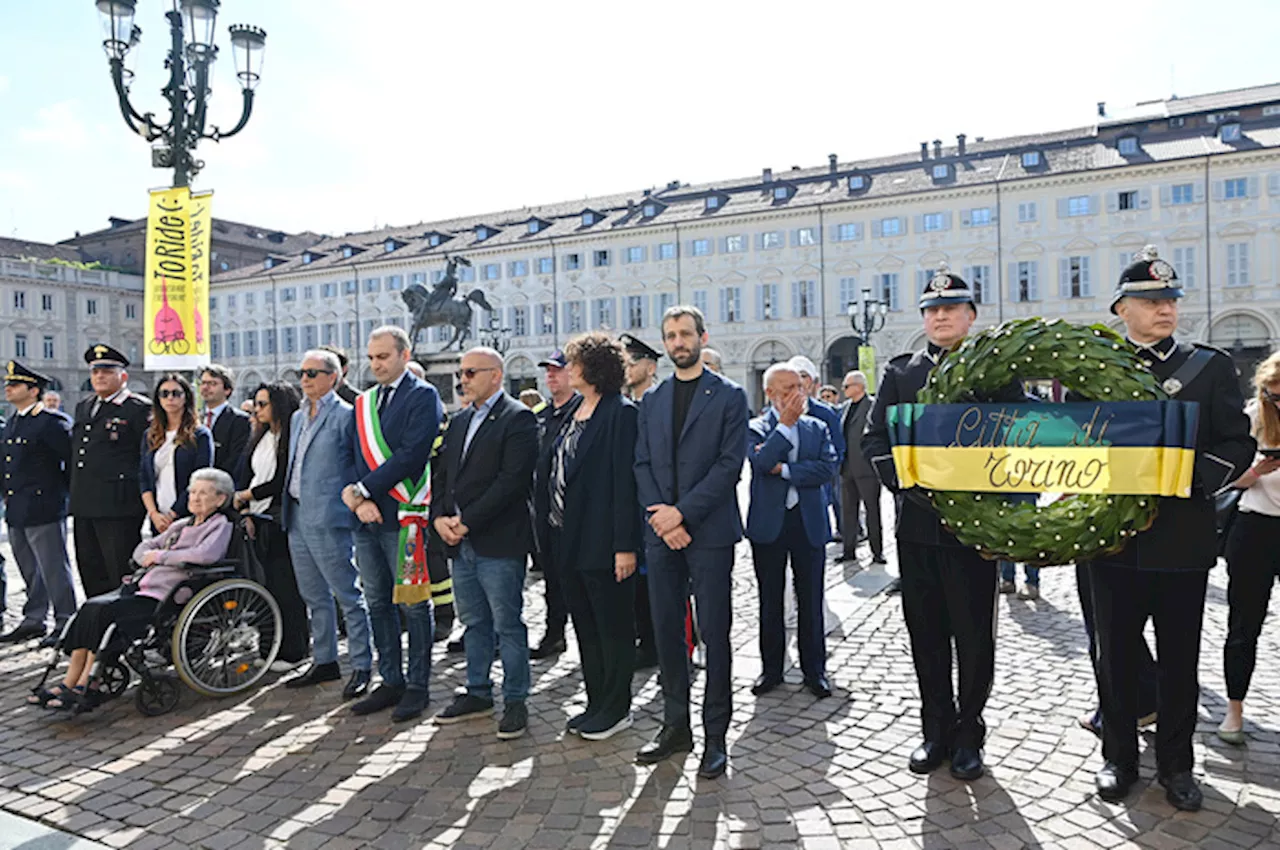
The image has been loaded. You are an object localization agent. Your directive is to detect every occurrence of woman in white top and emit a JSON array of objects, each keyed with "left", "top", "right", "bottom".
[
  {"left": 233, "top": 381, "right": 309, "bottom": 666},
  {"left": 139, "top": 373, "right": 213, "bottom": 535},
  {"left": 1219, "top": 351, "right": 1280, "bottom": 744}
]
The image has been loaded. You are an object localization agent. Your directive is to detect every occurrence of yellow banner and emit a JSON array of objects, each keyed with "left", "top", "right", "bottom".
[
  {"left": 858, "top": 346, "right": 877, "bottom": 393},
  {"left": 144, "top": 187, "right": 213, "bottom": 371}
]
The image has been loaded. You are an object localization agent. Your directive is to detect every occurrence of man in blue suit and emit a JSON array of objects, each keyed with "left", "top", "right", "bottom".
[
  {"left": 746, "top": 362, "right": 838, "bottom": 700},
  {"left": 342, "top": 326, "right": 442, "bottom": 722},
  {"left": 634, "top": 305, "right": 749, "bottom": 779},
  {"left": 789, "top": 356, "right": 846, "bottom": 540},
  {"left": 282, "top": 349, "right": 374, "bottom": 701}
]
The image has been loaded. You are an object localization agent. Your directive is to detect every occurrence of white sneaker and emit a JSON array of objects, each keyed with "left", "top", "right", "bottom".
[
  {"left": 580, "top": 714, "right": 634, "bottom": 741},
  {"left": 269, "top": 660, "right": 299, "bottom": 673}
]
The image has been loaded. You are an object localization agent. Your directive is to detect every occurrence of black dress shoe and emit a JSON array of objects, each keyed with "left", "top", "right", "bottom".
[
  {"left": 1158, "top": 771, "right": 1203, "bottom": 811},
  {"left": 351, "top": 684, "right": 405, "bottom": 716},
  {"left": 1096, "top": 761, "right": 1140, "bottom": 802},
  {"left": 342, "top": 669, "right": 372, "bottom": 700},
  {"left": 0, "top": 623, "right": 46, "bottom": 644},
  {"left": 391, "top": 687, "right": 430, "bottom": 722},
  {"left": 871, "top": 555, "right": 887, "bottom": 565},
  {"left": 804, "top": 676, "right": 832, "bottom": 699},
  {"left": 835, "top": 553, "right": 857, "bottom": 563},
  {"left": 635, "top": 725, "right": 694, "bottom": 765},
  {"left": 908, "top": 741, "right": 948, "bottom": 774},
  {"left": 751, "top": 674, "right": 783, "bottom": 696},
  {"left": 530, "top": 636, "right": 566, "bottom": 659},
  {"left": 949, "top": 747, "right": 984, "bottom": 780},
  {"left": 284, "top": 661, "right": 341, "bottom": 689},
  {"left": 698, "top": 738, "right": 728, "bottom": 779}
]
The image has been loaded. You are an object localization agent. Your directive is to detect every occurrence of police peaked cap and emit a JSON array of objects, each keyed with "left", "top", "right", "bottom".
[
  {"left": 5, "top": 359, "right": 50, "bottom": 389},
  {"left": 619, "top": 333, "right": 662, "bottom": 362},
  {"left": 84, "top": 343, "right": 129, "bottom": 368}
]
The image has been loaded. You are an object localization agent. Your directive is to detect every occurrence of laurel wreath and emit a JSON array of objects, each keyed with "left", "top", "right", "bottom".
[{"left": 915, "top": 317, "right": 1165, "bottom": 566}]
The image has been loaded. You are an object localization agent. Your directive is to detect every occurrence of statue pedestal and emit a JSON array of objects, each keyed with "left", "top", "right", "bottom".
[{"left": 415, "top": 352, "right": 461, "bottom": 407}]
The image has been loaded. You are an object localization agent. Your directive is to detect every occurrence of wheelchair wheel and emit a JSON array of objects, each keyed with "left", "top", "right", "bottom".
[
  {"left": 172, "top": 578, "right": 281, "bottom": 697},
  {"left": 101, "top": 660, "right": 131, "bottom": 698},
  {"left": 135, "top": 676, "right": 180, "bottom": 716}
]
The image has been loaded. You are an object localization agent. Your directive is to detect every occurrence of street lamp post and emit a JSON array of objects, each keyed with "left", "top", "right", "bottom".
[
  {"left": 846, "top": 287, "right": 889, "bottom": 348},
  {"left": 96, "top": 0, "right": 267, "bottom": 188}
]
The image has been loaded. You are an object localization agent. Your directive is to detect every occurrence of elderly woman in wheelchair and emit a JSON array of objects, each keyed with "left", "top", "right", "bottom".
[{"left": 29, "top": 467, "right": 281, "bottom": 715}]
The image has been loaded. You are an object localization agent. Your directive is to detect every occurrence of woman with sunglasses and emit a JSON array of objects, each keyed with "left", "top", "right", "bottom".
[
  {"left": 235, "top": 381, "right": 309, "bottom": 670},
  {"left": 140, "top": 373, "right": 213, "bottom": 535},
  {"left": 1219, "top": 351, "right": 1280, "bottom": 744}
]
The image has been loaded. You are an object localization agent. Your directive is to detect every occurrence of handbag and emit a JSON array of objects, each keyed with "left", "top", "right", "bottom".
[{"left": 1215, "top": 487, "right": 1243, "bottom": 557}]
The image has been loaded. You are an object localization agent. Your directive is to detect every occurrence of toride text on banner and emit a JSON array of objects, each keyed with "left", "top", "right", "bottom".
[{"left": 144, "top": 187, "right": 213, "bottom": 371}]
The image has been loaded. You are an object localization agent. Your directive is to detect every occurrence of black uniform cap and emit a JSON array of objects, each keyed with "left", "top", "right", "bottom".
[
  {"left": 5, "top": 359, "right": 50, "bottom": 389},
  {"left": 918, "top": 263, "right": 976, "bottom": 312},
  {"left": 1109, "top": 245, "right": 1183, "bottom": 314},
  {"left": 84, "top": 343, "right": 129, "bottom": 368},
  {"left": 619, "top": 333, "right": 662, "bottom": 362}
]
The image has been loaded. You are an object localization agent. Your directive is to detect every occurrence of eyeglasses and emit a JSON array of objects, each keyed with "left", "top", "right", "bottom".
[
  {"left": 254, "top": 399, "right": 270, "bottom": 409},
  {"left": 456, "top": 367, "right": 497, "bottom": 380},
  {"left": 300, "top": 368, "right": 334, "bottom": 379},
  {"left": 157, "top": 389, "right": 186, "bottom": 399}
]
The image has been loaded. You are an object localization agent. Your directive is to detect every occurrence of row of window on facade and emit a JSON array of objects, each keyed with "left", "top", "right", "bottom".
[
  {"left": 7, "top": 291, "right": 139, "bottom": 320},
  {"left": 207, "top": 241, "right": 1252, "bottom": 361}
]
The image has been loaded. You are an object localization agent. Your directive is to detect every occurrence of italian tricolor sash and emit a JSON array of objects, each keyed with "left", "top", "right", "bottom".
[{"left": 355, "top": 388, "right": 432, "bottom": 605}]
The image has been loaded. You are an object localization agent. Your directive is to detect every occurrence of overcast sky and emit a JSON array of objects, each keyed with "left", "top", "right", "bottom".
[{"left": 2, "top": 0, "right": 1277, "bottom": 245}]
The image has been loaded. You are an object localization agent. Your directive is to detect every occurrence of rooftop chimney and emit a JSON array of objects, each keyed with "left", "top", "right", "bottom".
[
  {"left": 920, "top": 142, "right": 930, "bottom": 160},
  {"left": 1097, "top": 101, "right": 1106, "bottom": 117},
  {"left": 956, "top": 133, "right": 967, "bottom": 156},
  {"left": 828, "top": 153, "right": 838, "bottom": 173},
  {"left": 762, "top": 167, "right": 773, "bottom": 183},
  {"left": 933, "top": 139, "right": 943, "bottom": 159}
]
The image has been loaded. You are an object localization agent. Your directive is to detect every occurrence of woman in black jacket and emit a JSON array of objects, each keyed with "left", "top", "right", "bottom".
[
  {"left": 140, "top": 373, "right": 213, "bottom": 534},
  {"left": 551, "top": 331, "right": 641, "bottom": 741},
  {"left": 234, "top": 381, "right": 308, "bottom": 667}
]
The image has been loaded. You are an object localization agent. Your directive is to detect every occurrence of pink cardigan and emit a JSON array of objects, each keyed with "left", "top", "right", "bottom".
[{"left": 130, "top": 513, "right": 233, "bottom": 601}]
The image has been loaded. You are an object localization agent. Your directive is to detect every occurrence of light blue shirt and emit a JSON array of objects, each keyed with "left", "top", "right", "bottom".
[
  {"left": 289, "top": 390, "right": 337, "bottom": 501},
  {"left": 774, "top": 419, "right": 800, "bottom": 509},
  {"left": 463, "top": 391, "right": 502, "bottom": 459}
]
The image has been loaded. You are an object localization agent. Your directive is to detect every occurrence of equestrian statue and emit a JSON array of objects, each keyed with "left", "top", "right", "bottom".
[{"left": 402, "top": 255, "right": 496, "bottom": 353}]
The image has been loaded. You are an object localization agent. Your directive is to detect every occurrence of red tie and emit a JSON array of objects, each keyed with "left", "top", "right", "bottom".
[{"left": 204, "top": 410, "right": 213, "bottom": 429}]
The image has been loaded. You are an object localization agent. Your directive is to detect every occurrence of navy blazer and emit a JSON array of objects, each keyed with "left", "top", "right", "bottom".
[
  {"left": 634, "top": 368, "right": 749, "bottom": 549},
  {"left": 806, "top": 397, "right": 846, "bottom": 466},
  {"left": 552, "top": 393, "right": 642, "bottom": 573},
  {"left": 1, "top": 408, "right": 72, "bottom": 527},
  {"left": 745, "top": 410, "right": 838, "bottom": 548},
  {"left": 139, "top": 426, "right": 214, "bottom": 519},
  {"left": 353, "top": 373, "right": 441, "bottom": 532}
]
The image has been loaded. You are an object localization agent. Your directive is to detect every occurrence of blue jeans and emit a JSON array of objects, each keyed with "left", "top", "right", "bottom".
[
  {"left": 288, "top": 525, "right": 372, "bottom": 670},
  {"left": 453, "top": 540, "right": 529, "bottom": 703},
  {"left": 354, "top": 526, "right": 434, "bottom": 691},
  {"left": 1000, "top": 561, "right": 1040, "bottom": 586}
]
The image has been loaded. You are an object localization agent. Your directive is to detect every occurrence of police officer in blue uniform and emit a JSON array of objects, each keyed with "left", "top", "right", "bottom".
[
  {"left": 862, "top": 265, "right": 1021, "bottom": 781},
  {"left": 70, "top": 344, "right": 152, "bottom": 598},
  {"left": 0, "top": 360, "right": 74, "bottom": 647},
  {"left": 1085, "top": 247, "right": 1255, "bottom": 811}
]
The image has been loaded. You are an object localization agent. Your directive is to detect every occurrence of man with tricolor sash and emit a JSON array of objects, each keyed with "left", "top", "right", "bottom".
[
  {"left": 862, "top": 265, "right": 1024, "bottom": 782},
  {"left": 341, "top": 326, "right": 442, "bottom": 723}
]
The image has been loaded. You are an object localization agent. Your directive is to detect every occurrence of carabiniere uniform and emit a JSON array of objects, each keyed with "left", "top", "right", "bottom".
[
  {"left": 69, "top": 344, "right": 152, "bottom": 597},
  {"left": 1082, "top": 247, "right": 1255, "bottom": 809},
  {"left": 862, "top": 265, "right": 1024, "bottom": 781}
]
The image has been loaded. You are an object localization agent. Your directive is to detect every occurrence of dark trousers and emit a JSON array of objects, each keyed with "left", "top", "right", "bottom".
[
  {"left": 842, "top": 474, "right": 883, "bottom": 558},
  {"left": 73, "top": 516, "right": 143, "bottom": 599},
  {"left": 536, "top": 543, "right": 569, "bottom": 641},
  {"left": 634, "top": 567, "right": 655, "bottom": 653},
  {"left": 899, "top": 542, "right": 997, "bottom": 749},
  {"left": 752, "top": 507, "right": 826, "bottom": 681},
  {"left": 426, "top": 541, "right": 454, "bottom": 624},
  {"left": 646, "top": 543, "right": 733, "bottom": 740},
  {"left": 1089, "top": 564, "right": 1208, "bottom": 774},
  {"left": 1224, "top": 512, "right": 1280, "bottom": 701},
  {"left": 255, "top": 523, "right": 310, "bottom": 663},
  {"left": 1076, "top": 564, "right": 1158, "bottom": 719},
  {"left": 562, "top": 558, "right": 636, "bottom": 723}
]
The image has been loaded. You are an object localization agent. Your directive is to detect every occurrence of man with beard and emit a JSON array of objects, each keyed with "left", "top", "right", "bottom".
[{"left": 634, "top": 306, "right": 748, "bottom": 779}]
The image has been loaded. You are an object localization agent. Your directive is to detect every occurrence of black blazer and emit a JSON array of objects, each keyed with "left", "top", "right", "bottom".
[
  {"left": 211, "top": 406, "right": 251, "bottom": 478},
  {"left": 431, "top": 392, "right": 539, "bottom": 559},
  {"left": 236, "top": 426, "right": 291, "bottom": 519},
  {"left": 139, "top": 426, "right": 215, "bottom": 524},
  {"left": 552, "top": 393, "right": 641, "bottom": 573}
]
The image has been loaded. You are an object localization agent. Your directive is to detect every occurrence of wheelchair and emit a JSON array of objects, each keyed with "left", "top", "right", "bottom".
[{"left": 32, "top": 513, "right": 283, "bottom": 716}]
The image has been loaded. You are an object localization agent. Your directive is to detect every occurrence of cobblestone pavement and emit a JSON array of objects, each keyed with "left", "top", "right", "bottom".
[{"left": 1, "top": 499, "right": 1279, "bottom": 849}]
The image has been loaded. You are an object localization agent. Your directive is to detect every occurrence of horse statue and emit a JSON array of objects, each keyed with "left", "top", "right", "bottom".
[{"left": 402, "top": 256, "right": 495, "bottom": 352}]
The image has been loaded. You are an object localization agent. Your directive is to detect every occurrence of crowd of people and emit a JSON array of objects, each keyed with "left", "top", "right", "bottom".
[{"left": 0, "top": 243, "right": 1277, "bottom": 806}]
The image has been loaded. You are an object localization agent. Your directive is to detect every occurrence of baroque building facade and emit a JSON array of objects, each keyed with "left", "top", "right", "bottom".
[{"left": 210, "top": 83, "right": 1280, "bottom": 409}]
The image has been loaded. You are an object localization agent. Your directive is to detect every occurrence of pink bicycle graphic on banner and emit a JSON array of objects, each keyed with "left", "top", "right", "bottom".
[{"left": 148, "top": 276, "right": 191, "bottom": 355}]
